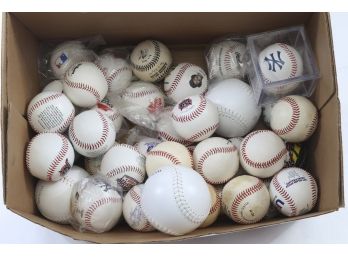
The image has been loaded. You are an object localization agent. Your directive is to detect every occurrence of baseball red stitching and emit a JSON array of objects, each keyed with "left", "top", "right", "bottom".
[
  {"left": 64, "top": 79, "right": 101, "bottom": 102},
  {"left": 158, "top": 131, "right": 192, "bottom": 146},
  {"left": 197, "top": 145, "right": 237, "bottom": 184},
  {"left": 27, "top": 93, "right": 63, "bottom": 126},
  {"left": 165, "top": 63, "right": 194, "bottom": 96},
  {"left": 105, "top": 165, "right": 145, "bottom": 179},
  {"left": 107, "top": 66, "right": 131, "bottom": 89},
  {"left": 187, "top": 123, "right": 219, "bottom": 142},
  {"left": 147, "top": 150, "right": 181, "bottom": 165},
  {"left": 224, "top": 43, "right": 241, "bottom": 72},
  {"left": 308, "top": 175, "right": 318, "bottom": 209},
  {"left": 58, "top": 109, "right": 75, "bottom": 133},
  {"left": 94, "top": 62, "right": 109, "bottom": 81},
  {"left": 69, "top": 111, "right": 110, "bottom": 151},
  {"left": 273, "top": 96, "right": 300, "bottom": 136},
  {"left": 122, "top": 88, "right": 159, "bottom": 99},
  {"left": 240, "top": 130, "right": 287, "bottom": 169},
  {"left": 230, "top": 179, "right": 265, "bottom": 224},
  {"left": 172, "top": 95, "right": 207, "bottom": 123},
  {"left": 116, "top": 144, "right": 142, "bottom": 154},
  {"left": 272, "top": 174, "right": 297, "bottom": 216},
  {"left": 209, "top": 187, "right": 221, "bottom": 215},
  {"left": 305, "top": 111, "right": 318, "bottom": 138},
  {"left": 84, "top": 196, "right": 121, "bottom": 231},
  {"left": 47, "top": 134, "right": 70, "bottom": 181},
  {"left": 278, "top": 43, "right": 298, "bottom": 78},
  {"left": 129, "top": 188, "right": 153, "bottom": 232}
]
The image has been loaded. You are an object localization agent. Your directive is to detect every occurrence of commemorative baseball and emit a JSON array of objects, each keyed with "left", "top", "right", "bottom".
[{"left": 26, "top": 30, "right": 321, "bottom": 236}]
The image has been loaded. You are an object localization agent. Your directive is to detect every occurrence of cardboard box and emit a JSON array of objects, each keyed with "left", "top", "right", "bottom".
[{"left": 1, "top": 12, "right": 344, "bottom": 243}]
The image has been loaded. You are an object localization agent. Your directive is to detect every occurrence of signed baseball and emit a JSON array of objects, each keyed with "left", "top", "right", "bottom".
[
  {"left": 200, "top": 184, "right": 221, "bottom": 228},
  {"left": 193, "top": 137, "right": 239, "bottom": 184},
  {"left": 27, "top": 92, "right": 75, "bottom": 133},
  {"left": 95, "top": 54, "right": 132, "bottom": 94},
  {"left": 50, "top": 41, "right": 95, "bottom": 79},
  {"left": 269, "top": 167, "right": 318, "bottom": 217},
  {"left": 69, "top": 110, "right": 116, "bottom": 158},
  {"left": 207, "top": 40, "right": 246, "bottom": 80},
  {"left": 121, "top": 81, "right": 165, "bottom": 114},
  {"left": 141, "top": 165, "right": 211, "bottom": 235},
  {"left": 123, "top": 184, "right": 155, "bottom": 232},
  {"left": 71, "top": 177, "right": 123, "bottom": 233},
  {"left": 222, "top": 175, "right": 270, "bottom": 224},
  {"left": 172, "top": 95, "right": 219, "bottom": 142},
  {"left": 130, "top": 40, "right": 172, "bottom": 82},
  {"left": 156, "top": 106, "right": 192, "bottom": 146},
  {"left": 134, "top": 137, "right": 161, "bottom": 156},
  {"left": 42, "top": 80, "right": 64, "bottom": 93},
  {"left": 63, "top": 62, "right": 108, "bottom": 108},
  {"left": 26, "top": 133, "right": 75, "bottom": 181},
  {"left": 164, "top": 63, "right": 208, "bottom": 103},
  {"left": 93, "top": 99, "right": 123, "bottom": 133},
  {"left": 240, "top": 130, "right": 287, "bottom": 178},
  {"left": 145, "top": 141, "right": 193, "bottom": 177},
  {"left": 99, "top": 144, "right": 146, "bottom": 191},
  {"left": 270, "top": 95, "right": 318, "bottom": 143},
  {"left": 206, "top": 79, "right": 261, "bottom": 138},
  {"left": 35, "top": 165, "right": 89, "bottom": 224}
]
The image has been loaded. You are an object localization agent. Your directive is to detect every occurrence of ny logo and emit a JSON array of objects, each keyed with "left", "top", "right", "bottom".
[{"left": 264, "top": 51, "right": 285, "bottom": 72}]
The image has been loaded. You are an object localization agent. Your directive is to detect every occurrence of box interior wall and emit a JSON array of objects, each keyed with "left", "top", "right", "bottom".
[{"left": 1, "top": 12, "right": 343, "bottom": 243}]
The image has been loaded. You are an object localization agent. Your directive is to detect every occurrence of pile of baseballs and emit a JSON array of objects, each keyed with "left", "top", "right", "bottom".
[{"left": 25, "top": 38, "right": 319, "bottom": 236}]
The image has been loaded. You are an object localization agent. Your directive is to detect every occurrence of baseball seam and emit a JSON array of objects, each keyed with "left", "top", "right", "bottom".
[
  {"left": 158, "top": 131, "right": 193, "bottom": 146},
  {"left": 187, "top": 122, "right": 219, "bottom": 142},
  {"left": 122, "top": 88, "right": 159, "bottom": 99},
  {"left": 223, "top": 43, "right": 242, "bottom": 73},
  {"left": 278, "top": 43, "right": 298, "bottom": 78},
  {"left": 308, "top": 175, "right": 318, "bottom": 209},
  {"left": 147, "top": 150, "right": 181, "bottom": 165},
  {"left": 172, "top": 95, "right": 207, "bottom": 123},
  {"left": 107, "top": 66, "right": 131, "bottom": 89},
  {"left": 240, "top": 130, "right": 287, "bottom": 169},
  {"left": 105, "top": 165, "right": 145, "bottom": 180},
  {"left": 131, "top": 40, "right": 161, "bottom": 72},
  {"left": 305, "top": 111, "right": 318, "bottom": 139},
  {"left": 69, "top": 111, "right": 110, "bottom": 151},
  {"left": 273, "top": 96, "right": 300, "bottom": 136},
  {"left": 216, "top": 104, "right": 248, "bottom": 132},
  {"left": 230, "top": 179, "right": 265, "bottom": 224},
  {"left": 209, "top": 187, "right": 221, "bottom": 215},
  {"left": 84, "top": 196, "right": 121, "bottom": 231},
  {"left": 272, "top": 174, "right": 297, "bottom": 216},
  {"left": 64, "top": 79, "right": 101, "bottom": 102},
  {"left": 129, "top": 188, "right": 153, "bottom": 232},
  {"left": 197, "top": 145, "right": 237, "bottom": 184},
  {"left": 165, "top": 63, "right": 194, "bottom": 96}
]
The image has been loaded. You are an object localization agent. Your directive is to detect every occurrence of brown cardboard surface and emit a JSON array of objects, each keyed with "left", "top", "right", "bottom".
[{"left": 1, "top": 12, "right": 343, "bottom": 243}]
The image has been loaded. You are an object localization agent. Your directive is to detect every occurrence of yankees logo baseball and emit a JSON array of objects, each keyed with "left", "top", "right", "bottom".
[
  {"left": 269, "top": 167, "right": 318, "bottom": 217},
  {"left": 130, "top": 40, "right": 173, "bottom": 82}
]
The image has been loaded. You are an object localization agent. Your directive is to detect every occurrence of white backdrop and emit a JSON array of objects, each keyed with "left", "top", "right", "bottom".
[{"left": 0, "top": 13, "right": 347, "bottom": 243}]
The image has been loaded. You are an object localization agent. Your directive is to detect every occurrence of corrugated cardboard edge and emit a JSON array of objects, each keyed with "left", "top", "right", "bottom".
[{"left": 1, "top": 13, "right": 8, "bottom": 203}]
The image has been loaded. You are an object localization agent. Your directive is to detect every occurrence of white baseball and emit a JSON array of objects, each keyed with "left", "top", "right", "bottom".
[
  {"left": 240, "top": 130, "right": 287, "bottom": 178},
  {"left": 71, "top": 177, "right": 123, "bottom": 233},
  {"left": 130, "top": 40, "right": 173, "bottom": 82},
  {"left": 50, "top": 41, "right": 95, "bottom": 79},
  {"left": 99, "top": 144, "right": 146, "bottom": 191},
  {"left": 258, "top": 43, "right": 304, "bottom": 94},
  {"left": 26, "top": 133, "right": 75, "bottom": 181},
  {"left": 69, "top": 110, "right": 116, "bottom": 158},
  {"left": 164, "top": 63, "right": 208, "bottom": 103},
  {"left": 63, "top": 62, "right": 108, "bottom": 108},
  {"left": 35, "top": 165, "right": 89, "bottom": 224},
  {"left": 134, "top": 137, "right": 161, "bottom": 156},
  {"left": 141, "top": 165, "right": 211, "bottom": 235},
  {"left": 95, "top": 54, "right": 132, "bottom": 94},
  {"left": 145, "top": 141, "right": 193, "bottom": 177},
  {"left": 121, "top": 81, "right": 165, "bottom": 114},
  {"left": 207, "top": 40, "right": 246, "bottom": 80},
  {"left": 92, "top": 100, "right": 123, "bottom": 133},
  {"left": 193, "top": 137, "right": 239, "bottom": 184},
  {"left": 206, "top": 79, "right": 261, "bottom": 137},
  {"left": 156, "top": 106, "right": 192, "bottom": 146},
  {"left": 123, "top": 184, "right": 155, "bottom": 232},
  {"left": 172, "top": 95, "right": 219, "bottom": 142},
  {"left": 270, "top": 95, "right": 318, "bottom": 143},
  {"left": 269, "top": 167, "right": 318, "bottom": 217},
  {"left": 262, "top": 177, "right": 281, "bottom": 219},
  {"left": 222, "top": 175, "right": 270, "bottom": 224},
  {"left": 42, "top": 80, "right": 64, "bottom": 93},
  {"left": 200, "top": 184, "right": 221, "bottom": 228},
  {"left": 27, "top": 92, "right": 75, "bottom": 133}
]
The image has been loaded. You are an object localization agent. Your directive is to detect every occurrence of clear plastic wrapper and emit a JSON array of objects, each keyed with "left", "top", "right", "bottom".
[
  {"left": 70, "top": 176, "right": 123, "bottom": 233},
  {"left": 206, "top": 36, "right": 247, "bottom": 82},
  {"left": 244, "top": 26, "right": 320, "bottom": 105}
]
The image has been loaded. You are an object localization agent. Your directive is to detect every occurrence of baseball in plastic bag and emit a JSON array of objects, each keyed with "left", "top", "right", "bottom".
[
  {"left": 109, "top": 81, "right": 165, "bottom": 130},
  {"left": 70, "top": 176, "right": 123, "bottom": 233},
  {"left": 206, "top": 36, "right": 247, "bottom": 82}
]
